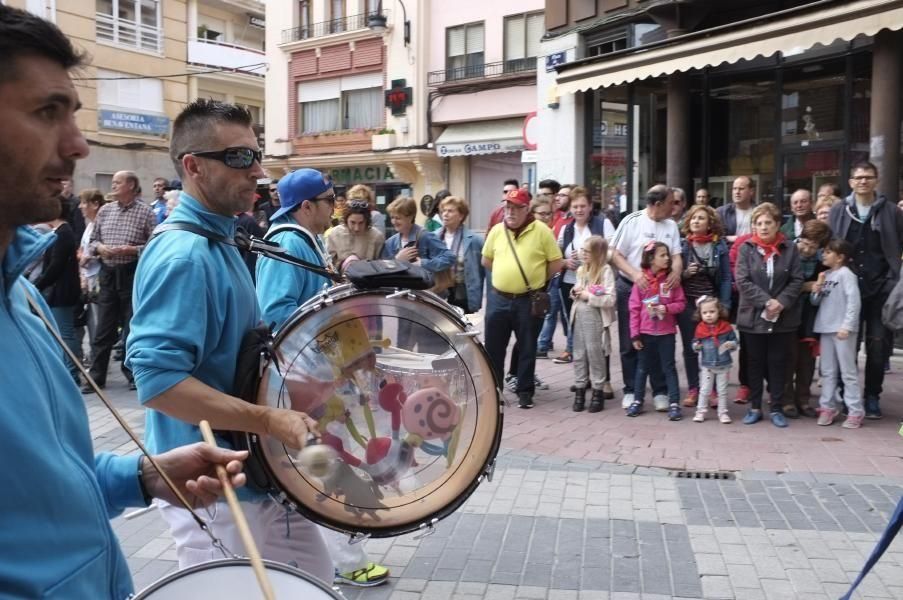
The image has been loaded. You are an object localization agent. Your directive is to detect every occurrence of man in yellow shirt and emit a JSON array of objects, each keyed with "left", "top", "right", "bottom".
[{"left": 482, "top": 189, "right": 564, "bottom": 408}]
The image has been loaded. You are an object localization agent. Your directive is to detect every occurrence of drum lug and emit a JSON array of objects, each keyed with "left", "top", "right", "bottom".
[
  {"left": 412, "top": 518, "right": 439, "bottom": 540},
  {"left": 386, "top": 289, "right": 416, "bottom": 300},
  {"left": 479, "top": 459, "right": 496, "bottom": 483},
  {"left": 348, "top": 532, "right": 370, "bottom": 546}
]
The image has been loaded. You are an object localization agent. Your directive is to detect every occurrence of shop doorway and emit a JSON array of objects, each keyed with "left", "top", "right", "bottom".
[{"left": 781, "top": 145, "right": 843, "bottom": 213}]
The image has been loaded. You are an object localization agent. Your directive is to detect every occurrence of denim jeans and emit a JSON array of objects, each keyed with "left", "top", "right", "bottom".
[
  {"left": 485, "top": 289, "right": 542, "bottom": 396},
  {"left": 860, "top": 291, "right": 890, "bottom": 399},
  {"left": 676, "top": 301, "right": 700, "bottom": 391},
  {"left": 50, "top": 305, "right": 80, "bottom": 381},
  {"left": 616, "top": 276, "right": 666, "bottom": 395},
  {"left": 537, "top": 276, "right": 568, "bottom": 352},
  {"left": 633, "top": 333, "right": 680, "bottom": 405},
  {"left": 559, "top": 281, "right": 575, "bottom": 355}
]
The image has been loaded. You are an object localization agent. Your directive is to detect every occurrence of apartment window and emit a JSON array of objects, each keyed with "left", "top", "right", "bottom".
[
  {"left": 586, "top": 29, "right": 628, "bottom": 57},
  {"left": 96, "top": 0, "right": 161, "bottom": 53},
  {"left": 446, "top": 22, "right": 484, "bottom": 81},
  {"left": 330, "top": 0, "right": 345, "bottom": 33},
  {"left": 298, "top": 74, "right": 384, "bottom": 134},
  {"left": 504, "top": 12, "right": 543, "bottom": 72},
  {"left": 298, "top": 1, "right": 311, "bottom": 38},
  {"left": 365, "top": 0, "right": 379, "bottom": 15},
  {"left": 98, "top": 69, "right": 164, "bottom": 113}
]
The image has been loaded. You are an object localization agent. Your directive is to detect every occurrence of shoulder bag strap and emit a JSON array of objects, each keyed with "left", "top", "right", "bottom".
[{"left": 504, "top": 227, "right": 533, "bottom": 293}]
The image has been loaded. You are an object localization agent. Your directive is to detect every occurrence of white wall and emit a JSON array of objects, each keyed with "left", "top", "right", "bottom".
[
  {"left": 536, "top": 32, "right": 583, "bottom": 185},
  {"left": 264, "top": 0, "right": 295, "bottom": 160}
]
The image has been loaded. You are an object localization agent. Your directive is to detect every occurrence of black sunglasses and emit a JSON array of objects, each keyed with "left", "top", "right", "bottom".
[{"left": 179, "top": 146, "right": 262, "bottom": 169}]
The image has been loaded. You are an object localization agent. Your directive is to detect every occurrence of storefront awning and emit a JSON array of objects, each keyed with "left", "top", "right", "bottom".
[
  {"left": 557, "top": 0, "right": 903, "bottom": 95},
  {"left": 434, "top": 118, "right": 526, "bottom": 157}
]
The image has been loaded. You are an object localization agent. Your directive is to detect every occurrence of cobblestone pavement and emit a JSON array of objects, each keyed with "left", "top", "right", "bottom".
[{"left": 85, "top": 316, "right": 903, "bottom": 599}]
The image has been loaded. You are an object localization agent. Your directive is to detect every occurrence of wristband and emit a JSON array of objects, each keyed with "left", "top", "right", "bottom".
[{"left": 137, "top": 456, "right": 153, "bottom": 506}]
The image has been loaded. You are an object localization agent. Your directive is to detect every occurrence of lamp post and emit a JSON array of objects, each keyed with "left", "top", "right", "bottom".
[{"left": 368, "top": 0, "right": 410, "bottom": 46}]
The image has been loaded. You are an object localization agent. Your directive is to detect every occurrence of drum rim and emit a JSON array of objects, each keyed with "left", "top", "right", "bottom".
[
  {"left": 249, "top": 287, "right": 504, "bottom": 538},
  {"left": 131, "top": 558, "right": 341, "bottom": 598}
]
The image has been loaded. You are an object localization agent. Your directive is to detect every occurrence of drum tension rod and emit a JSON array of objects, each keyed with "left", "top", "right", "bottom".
[
  {"left": 413, "top": 518, "right": 439, "bottom": 540},
  {"left": 386, "top": 289, "right": 415, "bottom": 300},
  {"left": 480, "top": 460, "right": 497, "bottom": 484},
  {"left": 348, "top": 532, "right": 371, "bottom": 546}
]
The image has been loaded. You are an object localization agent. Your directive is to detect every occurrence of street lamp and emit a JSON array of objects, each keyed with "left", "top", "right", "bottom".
[{"left": 368, "top": 0, "right": 410, "bottom": 47}]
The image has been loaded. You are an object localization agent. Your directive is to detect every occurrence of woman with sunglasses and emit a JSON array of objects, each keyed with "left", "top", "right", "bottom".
[{"left": 326, "top": 198, "right": 385, "bottom": 272}]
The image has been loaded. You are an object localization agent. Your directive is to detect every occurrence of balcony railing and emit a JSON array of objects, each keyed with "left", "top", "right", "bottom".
[
  {"left": 96, "top": 12, "right": 162, "bottom": 54},
  {"left": 188, "top": 39, "right": 266, "bottom": 76},
  {"left": 281, "top": 11, "right": 383, "bottom": 44},
  {"left": 428, "top": 58, "right": 537, "bottom": 86}
]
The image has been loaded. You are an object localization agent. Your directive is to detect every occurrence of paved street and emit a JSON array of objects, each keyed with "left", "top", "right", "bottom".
[{"left": 89, "top": 320, "right": 903, "bottom": 599}]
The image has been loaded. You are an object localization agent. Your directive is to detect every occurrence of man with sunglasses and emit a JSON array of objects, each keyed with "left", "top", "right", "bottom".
[
  {"left": 126, "top": 100, "right": 333, "bottom": 583},
  {"left": 256, "top": 168, "right": 335, "bottom": 327}
]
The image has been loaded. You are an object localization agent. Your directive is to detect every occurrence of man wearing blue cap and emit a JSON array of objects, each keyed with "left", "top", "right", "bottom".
[
  {"left": 256, "top": 168, "right": 336, "bottom": 327},
  {"left": 255, "top": 170, "right": 391, "bottom": 587}
]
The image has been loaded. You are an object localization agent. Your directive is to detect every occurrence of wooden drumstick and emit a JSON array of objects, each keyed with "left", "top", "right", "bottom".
[{"left": 198, "top": 421, "right": 275, "bottom": 600}]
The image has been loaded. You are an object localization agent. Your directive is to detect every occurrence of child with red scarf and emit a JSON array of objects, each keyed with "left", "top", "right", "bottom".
[
  {"left": 691, "top": 296, "right": 738, "bottom": 423},
  {"left": 626, "top": 242, "right": 687, "bottom": 420}
]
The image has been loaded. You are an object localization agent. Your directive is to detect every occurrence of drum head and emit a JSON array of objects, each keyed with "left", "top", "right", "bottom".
[
  {"left": 133, "top": 559, "right": 341, "bottom": 599},
  {"left": 251, "top": 286, "right": 502, "bottom": 537}
]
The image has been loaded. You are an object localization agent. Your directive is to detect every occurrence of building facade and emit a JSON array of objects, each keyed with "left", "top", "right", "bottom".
[
  {"left": 428, "top": 0, "right": 543, "bottom": 230},
  {"left": 6, "top": 0, "right": 264, "bottom": 194},
  {"left": 539, "top": 0, "right": 903, "bottom": 214}
]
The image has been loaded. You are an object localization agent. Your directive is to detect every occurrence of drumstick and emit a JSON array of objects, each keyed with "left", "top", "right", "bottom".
[{"left": 198, "top": 421, "right": 275, "bottom": 600}]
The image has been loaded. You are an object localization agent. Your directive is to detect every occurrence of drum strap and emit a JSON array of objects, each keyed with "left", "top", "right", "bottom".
[
  {"left": 152, "top": 222, "right": 343, "bottom": 283},
  {"left": 22, "top": 288, "right": 232, "bottom": 556}
]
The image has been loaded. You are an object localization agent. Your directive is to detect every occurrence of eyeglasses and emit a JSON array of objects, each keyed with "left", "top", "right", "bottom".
[
  {"left": 533, "top": 210, "right": 551, "bottom": 217},
  {"left": 851, "top": 175, "right": 876, "bottom": 181},
  {"left": 179, "top": 146, "right": 262, "bottom": 169},
  {"left": 555, "top": 193, "right": 570, "bottom": 198}
]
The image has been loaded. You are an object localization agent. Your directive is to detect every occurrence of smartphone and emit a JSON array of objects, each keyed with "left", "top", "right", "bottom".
[{"left": 403, "top": 240, "right": 418, "bottom": 249}]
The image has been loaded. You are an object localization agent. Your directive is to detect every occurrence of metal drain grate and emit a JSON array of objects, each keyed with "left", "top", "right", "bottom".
[{"left": 671, "top": 470, "right": 736, "bottom": 480}]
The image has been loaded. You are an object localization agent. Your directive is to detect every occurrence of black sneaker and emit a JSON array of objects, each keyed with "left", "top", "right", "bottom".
[
  {"left": 668, "top": 403, "right": 682, "bottom": 421},
  {"left": 626, "top": 401, "right": 643, "bottom": 417},
  {"left": 518, "top": 393, "right": 534, "bottom": 409},
  {"left": 536, "top": 350, "right": 549, "bottom": 359},
  {"left": 865, "top": 396, "right": 883, "bottom": 420}
]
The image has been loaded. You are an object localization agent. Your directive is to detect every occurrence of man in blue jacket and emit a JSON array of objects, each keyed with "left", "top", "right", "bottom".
[
  {"left": 125, "top": 99, "right": 333, "bottom": 582},
  {"left": 0, "top": 7, "right": 248, "bottom": 598},
  {"left": 256, "top": 168, "right": 335, "bottom": 327}
]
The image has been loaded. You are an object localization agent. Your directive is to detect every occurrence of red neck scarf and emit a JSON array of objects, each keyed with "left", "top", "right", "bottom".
[
  {"left": 686, "top": 232, "right": 715, "bottom": 244},
  {"left": 694, "top": 319, "right": 733, "bottom": 346},
  {"left": 642, "top": 268, "right": 668, "bottom": 295},
  {"left": 749, "top": 232, "right": 785, "bottom": 261}
]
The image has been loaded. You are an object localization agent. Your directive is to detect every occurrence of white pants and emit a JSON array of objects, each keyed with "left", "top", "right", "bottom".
[
  {"left": 818, "top": 332, "right": 863, "bottom": 417},
  {"left": 158, "top": 499, "right": 333, "bottom": 584},
  {"left": 320, "top": 526, "right": 369, "bottom": 574},
  {"left": 698, "top": 365, "right": 730, "bottom": 416}
]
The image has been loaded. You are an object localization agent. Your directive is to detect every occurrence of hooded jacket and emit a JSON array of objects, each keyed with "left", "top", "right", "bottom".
[
  {"left": 828, "top": 192, "right": 903, "bottom": 294},
  {"left": 0, "top": 226, "right": 143, "bottom": 599}
]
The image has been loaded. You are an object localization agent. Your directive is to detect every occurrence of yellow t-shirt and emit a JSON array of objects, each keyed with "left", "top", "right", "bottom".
[{"left": 483, "top": 221, "right": 562, "bottom": 294}]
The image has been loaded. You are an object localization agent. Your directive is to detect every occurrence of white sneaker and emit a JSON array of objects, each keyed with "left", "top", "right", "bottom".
[
  {"left": 621, "top": 393, "right": 634, "bottom": 409},
  {"left": 719, "top": 413, "right": 732, "bottom": 424},
  {"left": 693, "top": 410, "right": 705, "bottom": 423},
  {"left": 653, "top": 394, "right": 670, "bottom": 412}
]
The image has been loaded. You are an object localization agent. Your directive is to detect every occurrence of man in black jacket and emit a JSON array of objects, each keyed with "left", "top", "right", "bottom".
[{"left": 828, "top": 161, "right": 903, "bottom": 419}]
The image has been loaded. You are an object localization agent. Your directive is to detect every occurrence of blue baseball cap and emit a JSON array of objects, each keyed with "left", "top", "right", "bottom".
[{"left": 270, "top": 168, "right": 333, "bottom": 221}]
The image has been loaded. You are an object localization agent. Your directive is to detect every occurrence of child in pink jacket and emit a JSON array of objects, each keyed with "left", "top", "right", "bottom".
[{"left": 626, "top": 241, "right": 687, "bottom": 420}]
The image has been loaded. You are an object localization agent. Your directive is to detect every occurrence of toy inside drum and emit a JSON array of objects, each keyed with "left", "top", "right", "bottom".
[
  {"left": 246, "top": 285, "right": 502, "bottom": 538},
  {"left": 132, "top": 559, "right": 342, "bottom": 599}
]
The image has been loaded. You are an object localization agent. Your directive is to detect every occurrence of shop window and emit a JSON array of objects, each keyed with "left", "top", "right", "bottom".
[
  {"left": 708, "top": 75, "right": 777, "bottom": 204},
  {"left": 503, "top": 11, "right": 543, "bottom": 73},
  {"left": 781, "top": 59, "right": 845, "bottom": 145},
  {"left": 96, "top": 0, "right": 161, "bottom": 54},
  {"left": 446, "top": 22, "right": 485, "bottom": 81}
]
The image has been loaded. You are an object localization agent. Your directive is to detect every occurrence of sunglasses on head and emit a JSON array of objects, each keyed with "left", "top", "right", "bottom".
[
  {"left": 179, "top": 146, "right": 262, "bottom": 169},
  {"left": 348, "top": 200, "right": 370, "bottom": 209}
]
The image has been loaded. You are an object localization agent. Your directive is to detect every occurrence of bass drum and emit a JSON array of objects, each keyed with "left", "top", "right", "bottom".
[
  {"left": 244, "top": 285, "right": 502, "bottom": 538},
  {"left": 132, "top": 558, "right": 342, "bottom": 598}
]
